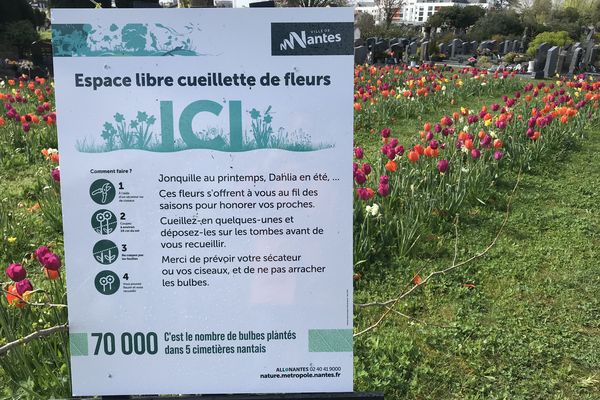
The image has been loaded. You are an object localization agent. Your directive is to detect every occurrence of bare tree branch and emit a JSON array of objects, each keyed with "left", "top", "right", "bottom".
[{"left": 0, "top": 323, "right": 69, "bottom": 357}]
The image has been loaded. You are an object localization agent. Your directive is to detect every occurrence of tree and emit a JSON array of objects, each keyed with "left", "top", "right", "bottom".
[
  {"left": 3, "top": 20, "right": 39, "bottom": 58},
  {"left": 0, "top": 0, "right": 36, "bottom": 25},
  {"left": 376, "top": 0, "right": 404, "bottom": 29},
  {"left": 427, "top": 6, "right": 484, "bottom": 34},
  {"left": 355, "top": 12, "right": 376, "bottom": 34},
  {"left": 468, "top": 10, "right": 524, "bottom": 41}
]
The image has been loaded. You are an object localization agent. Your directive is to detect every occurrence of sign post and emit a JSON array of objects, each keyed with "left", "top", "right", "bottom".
[{"left": 52, "top": 8, "right": 355, "bottom": 397}]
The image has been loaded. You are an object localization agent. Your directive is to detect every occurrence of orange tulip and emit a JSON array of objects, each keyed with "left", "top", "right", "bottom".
[
  {"left": 44, "top": 268, "right": 60, "bottom": 280},
  {"left": 385, "top": 160, "right": 397, "bottom": 172},
  {"left": 407, "top": 150, "right": 419, "bottom": 163}
]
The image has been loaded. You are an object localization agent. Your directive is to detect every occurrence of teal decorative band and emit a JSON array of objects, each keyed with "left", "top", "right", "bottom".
[
  {"left": 308, "top": 329, "right": 353, "bottom": 352},
  {"left": 52, "top": 23, "right": 199, "bottom": 57},
  {"left": 70, "top": 332, "right": 88, "bottom": 357}
]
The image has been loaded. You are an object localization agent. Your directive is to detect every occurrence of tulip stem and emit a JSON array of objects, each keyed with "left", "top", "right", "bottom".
[{"left": 0, "top": 323, "right": 68, "bottom": 357}]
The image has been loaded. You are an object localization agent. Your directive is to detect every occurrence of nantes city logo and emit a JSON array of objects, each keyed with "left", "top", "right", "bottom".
[{"left": 271, "top": 22, "right": 353, "bottom": 56}]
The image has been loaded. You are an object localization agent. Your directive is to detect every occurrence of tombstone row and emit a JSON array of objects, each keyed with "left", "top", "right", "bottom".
[
  {"left": 354, "top": 34, "right": 598, "bottom": 76},
  {"left": 532, "top": 41, "right": 599, "bottom": 78}
]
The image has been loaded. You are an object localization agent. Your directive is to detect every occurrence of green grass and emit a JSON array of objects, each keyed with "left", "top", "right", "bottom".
[{"left": 353, "top": 103, "right": 600, "bottom": 398}]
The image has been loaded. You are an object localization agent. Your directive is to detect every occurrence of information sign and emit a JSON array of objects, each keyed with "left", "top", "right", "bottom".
[{"left": 52, "top": 8, "right": 354, "bottom": 396}]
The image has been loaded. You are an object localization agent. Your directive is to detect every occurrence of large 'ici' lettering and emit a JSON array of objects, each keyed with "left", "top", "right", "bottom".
[{"left": 159, "top": 100, "right": 243, "bottom": 150}]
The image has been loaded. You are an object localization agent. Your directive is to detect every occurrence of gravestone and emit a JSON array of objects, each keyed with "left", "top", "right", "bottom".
[
  {"left": 544, "top": 46, "right": 559, "bottom": 78},
  {"left": 591, "top": 45, "right": 600, "bottom": 66},
  {"left": 421, "top": 41, "right": 430, "bottom": 62},
  {"left": 31, "top": 40, "right": 53, "bottom": 75},
  {"left": 469, "top": 41, "right": 478, "bottom": 54},
  {"left": 512, "top": 40, "right": 519, "bottom": 53},
  {"left": 582, "top": 28, "right": 596, "bottom": 71},
  {"left": 390, "top": 43, "right": 404, "bottom": 62},
  {"left": 479, "top": 40, "right": 496, "bottom": 53},
  {"left": 532, "top": 42, "right": 552, "bottom": 78},
  {"left": 568, "top": 47, "right": 584, "bottom": 75},
  {"left": 354, "top": 45, "right": 368, "bottom": 64},
  {"left": 439, "top": 42, "right": 450, "bottom": 57},
  {"left": 408, "top": 41, "right": 417, "bottom": 56},
  {"left": 462, "top": 41, "right": 471, "bottom": 54},
  {"left": 565, "top": 43, "right": 578, "bottom": 71},
  {"left": 451, "top": 38, "right": 463, "bottom": 58},
  {"left": 366, "top": 37, "right": 377, "bottom": 50},
  {"left": 389, "top": 38, "right": 398, "bottom": 45},
  {"left": 557, "top": 49, "right": 567, "bottom": 75},
  {"left": 502, "top": 40, "right": 511, "bottom": 55},
  {"left": 520, "top": 27, "right": 530, "bottom": 53},
  {"left": 373, "top": 41, "right": 388, "bottom": 63}
]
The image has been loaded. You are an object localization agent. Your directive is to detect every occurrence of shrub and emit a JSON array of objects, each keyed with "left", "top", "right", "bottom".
[
  {"left": 3, "top": 20, "right": 39, "bottom": 59},
  {"left": 526, "top": 31, "right": 572, "bottom": 56},
  {"left": 476, "top": 55, "right": 492, "bottom": 69}
]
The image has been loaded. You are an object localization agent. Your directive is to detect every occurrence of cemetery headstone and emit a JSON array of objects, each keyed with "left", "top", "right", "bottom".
[
  {"left": 390, "top": 43, "right": 404, "bottom": 61},
  {"left": 355, "top": 45, "right": 368, "bottom": 64},
  {"left": 30, "top": 40, "right": 53, "bottom": 75},
  {"left": 408, "top": 41, "right": 417, "bottom": 56},
  {"left": 520, "top": 27, "right": 530, "bottom": 53},
  {"left": 373, "top": 40, "right": 388, "bottom": 63},
  {"left": 439, "top": 43, "right": 450, "bottom": 57},
  {"left": 470, "top": 41, "right": 478, "bottom": 54},
  {"left": 366, "top": 37, "right": 377, "bottom": 51},
  {"left": 512, "top": 40, "right": 519, "bottom": 53},
  {"left": 544, "top": 46, "right": 559, "bottom": 78},
  {"left": 582, "top": 28, "right": 596, "bottom": 70},
  {"left": 557, "top": 49, "right": 567, "bottom": 75},
  {"left": 568, "top": 47, "right": 584, "bottom": 75},
  {"left": 421, "top": 40, "right": 430, "bottom": 62},
  {"left": 451, "top": 38, "right": 463, "bottom": 58},
  {"left": 532, "top": 42, "right": 552, "bottom": 78}
]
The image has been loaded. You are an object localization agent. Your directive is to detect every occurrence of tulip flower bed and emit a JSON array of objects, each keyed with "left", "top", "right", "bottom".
[{"left": 0, "top": 69, "right": 599, "bottom": 398}]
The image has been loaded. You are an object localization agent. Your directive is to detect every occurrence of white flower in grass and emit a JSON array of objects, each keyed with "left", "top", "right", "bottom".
[{"left": 365, "top": 203, "right": 380, "bottom": 217}]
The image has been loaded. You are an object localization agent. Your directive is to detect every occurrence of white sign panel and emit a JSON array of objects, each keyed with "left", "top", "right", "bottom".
[{"left": 52, "top": 8, "right": 354, "bottom": 396}]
